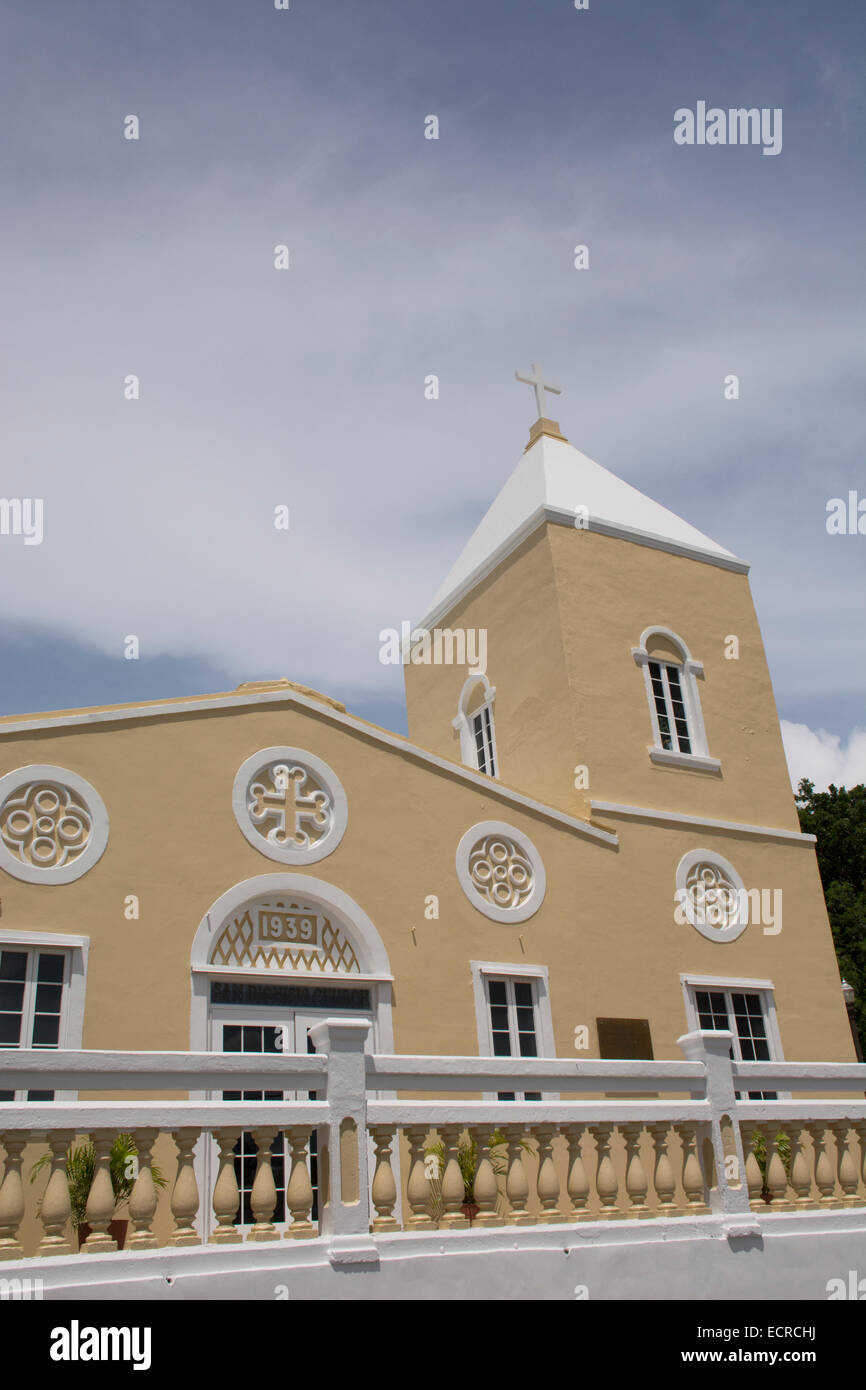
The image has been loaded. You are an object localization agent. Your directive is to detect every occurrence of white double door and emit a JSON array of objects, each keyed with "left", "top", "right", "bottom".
[{"left": 211, "top": 1006, "right": 324, "bottom": 1234}]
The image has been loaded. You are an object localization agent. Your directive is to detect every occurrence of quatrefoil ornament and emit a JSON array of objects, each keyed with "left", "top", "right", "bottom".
[
  {"left": 456, "top": 820, "right": 546, "bottom": 923},
  {"left": 0, "top": 765, "right": 109, "bottom": 885}
]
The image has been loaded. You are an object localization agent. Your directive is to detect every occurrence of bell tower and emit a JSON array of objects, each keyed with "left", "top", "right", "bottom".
[{"left": 404, "top": 371, "right": 799, "bottom": 833}]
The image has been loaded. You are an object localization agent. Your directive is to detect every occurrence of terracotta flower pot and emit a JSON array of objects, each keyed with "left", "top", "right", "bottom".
[
  {"left": 77, "top": 1218, "right": 129, "bottom": 1251},
  {"left": 461, "top": 1202, "right": 480, "bottom": 1225}
]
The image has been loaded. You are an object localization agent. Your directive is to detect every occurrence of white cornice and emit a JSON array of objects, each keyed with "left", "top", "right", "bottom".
[
  {"left": 0, "top": 687, "right": 618, "bottom": 848},
  {"left": 418, "top": 503, "right": 750, "bottom": 631},
  {"left": 590, "top": 800, "right": 815, "bottom": 844}
]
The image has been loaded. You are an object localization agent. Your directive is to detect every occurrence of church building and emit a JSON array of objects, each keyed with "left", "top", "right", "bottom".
[{"left": 0, "top": 369, "right": 855, "bottom": 1238}]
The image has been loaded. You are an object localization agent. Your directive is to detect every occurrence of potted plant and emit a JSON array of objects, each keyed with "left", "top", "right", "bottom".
[
  {"left": 425, "top": 1128, "right": 513, "bottom": 1224},
  {"left": 751, "top": 1128, "right": 792, "bottom": 1203},
  {"left": 31, "top": 1132, "right": 167, "bottom": 1249}
]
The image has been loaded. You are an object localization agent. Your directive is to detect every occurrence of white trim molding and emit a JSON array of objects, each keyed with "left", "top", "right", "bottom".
[
  {"left": 649, "top": 748, "right": 722, "bottom": 773},
  {"left": 680, "top": 972, "right": 786, "bottom": 1075},
  {"left": 232, "top": 747, "right": 348, "bottom": 866},
  {"left": 589, "top": 800, "right": 816, "bottom": 845},
  {"left": 456, "top": 821, "right": 546, "bottom": 924},
  {"left": 0, "top": 765, "right": 109, "bottom": 885}
]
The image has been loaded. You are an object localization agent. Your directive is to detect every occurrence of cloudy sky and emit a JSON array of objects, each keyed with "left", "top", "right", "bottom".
[{"left": 0, "top": 0, "right": 863, "bottom": 792}]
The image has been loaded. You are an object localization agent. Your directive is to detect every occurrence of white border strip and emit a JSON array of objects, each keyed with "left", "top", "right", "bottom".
[
  {"left": 590, "top": 800, "right": 815, "bottom": 844},
  {"left": 419, "top": 503, "right": 749, "bottom": 631},
  {"left": 0, "top": 689, "right": 618, "bottom": 848}
]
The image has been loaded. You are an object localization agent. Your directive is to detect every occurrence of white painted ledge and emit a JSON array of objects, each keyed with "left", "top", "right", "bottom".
[
  {"left": 590, "top": 800, "right": 816, "bottom": 845},
  {"left": 648, "top": 747, "right": 722, "bottom": 773}
]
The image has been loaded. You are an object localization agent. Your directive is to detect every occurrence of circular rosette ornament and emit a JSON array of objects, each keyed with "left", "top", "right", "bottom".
[
  {"left": 232, "top": 747, "right": 348, "bottom": 865},
  {"left": 456, "top": 821, "right": 546, "bottom": 923},
  {"left": 0, "top": 766, "right": 109, "bottom": 884}
]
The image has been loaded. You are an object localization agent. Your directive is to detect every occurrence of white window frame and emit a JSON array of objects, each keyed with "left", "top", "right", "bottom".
[
  {"left": 470, "top": 961, "right": 555, "bottom": 1102},
  {"left": 0, "top": 929, "right": 89, "bottom": 1102},
  {"left": 680, "top": 972, "right": 789, "bottom": 1099},
  {"left": 453, "top": 673, "right": 498, "bottom": 777},
  {"left": 632, "top": 626, "right": 720, "bottom": 772}
]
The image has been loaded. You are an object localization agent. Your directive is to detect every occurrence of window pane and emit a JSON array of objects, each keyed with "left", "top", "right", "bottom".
[
  {"left": 34, "top": 983, "right": 63, "bottom": 1015},
  {"left": 223, "top": 1025, "right": 243, "bottom": 1052},
  {"left": 0, "top": 952, "right": 27, "bottom": 982},
  {"left": 242, "top": 1026, "right": 263, "bottom": 1053},
  {"left": 487, "top": 981, "right": 507, "bottom": 1006},
  {"left": 32, "top": 1014, "right": 61, "bottom": 1047},
  {"left": 37, "top": 954, "right": 65, "bottom": 984},
  {"left": 492, "top": 1032, "right": 512, "bottom": 1057},
  {"left": 513, "top": 982, "right": 533, "bottom": 1008},
  {"left": 0, "top": 1015, "right": 23, "bottom": 1045},
  {"left": 0, "top": 982, "right": 25, "bottom": 1012}
]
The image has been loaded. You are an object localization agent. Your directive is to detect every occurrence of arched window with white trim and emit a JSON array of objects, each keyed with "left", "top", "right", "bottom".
[
  {"left": 453, "top": 673, "right": 498, "bottom": 777},
  {"left": 632, "top": 627, "right": 720, "bottom": 771}
]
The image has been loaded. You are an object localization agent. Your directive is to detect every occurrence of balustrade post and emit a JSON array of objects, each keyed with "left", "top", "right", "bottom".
[
  {"left": 286, "top": 1127, "right": 317, "bottom": 1238},
  {"left": 369, "top": 1126, "right": 399, "bottom": 1233},
  {"left": 127, "top": 1129, "right": 159, "bottom": 1251},
  {"left": 211, "top": 1129, "right": 243, "bottom": 1244},
  {"left": 563, "top": 1125, "right": 590, "bottom": 1220},
  {"left": 504, "top": 1127, "right": 533, "bottom": 1226},
  {"left": 786, "top": 1124, "right": 815, "bottom": 1210},
  {"left": 675, "top": 1124, "right": 709, "bottom": 1215},
  {"left": 535, "top": 1125, "right": 565, "bottom": 1224},
  {"left": 831, "top": 1123, "right": 860, "bottom": 1207},
  {"left": 472, "top": 1128, "right": 504, "bottom": 1227},
  {"left": 622, "top": 1124, "right": 651, "bottom": 1218},
  {"left": 856, "top": 1122, "right": 866, "bottom": 1200},
  {"left": 677, "top": 1030, "right": 752, "bottom": 1220},
  {"left": 648, "top": 1124, "right": 677, "bottom": 1217},
  {"left": 812, "top": 1124, "right": 841, "bottom": 1208},
  {"left": 761, "top": 1125, "right": 792, "bottom": 1211},
  {"left": 0, "top": 1136, "right": 27, "bottom": 1261},
  {"left": 439, "top": 1127, "right": 469, "bottom": 1230},
  {"left": 404, "top": 1126, "right": 435, "bottom": 1229},
  {"left": 169, "top": 1130, "right": 201, "bottom": 1246},
  {"left": 247, "top": 1128, "right": 280, "bottom": 1242},
  {"left": 307, "top": 1018, "right": 373, "bottom": 1253},
  {"left": 82, "top": 1134, "right": 118, "bottom": 1253},
  {"left": 37, "top": 1132, "right": 73, "bottom": 1257},
  {"left": 590, "top": 1124, "right": 623, "bottom": 1219}
]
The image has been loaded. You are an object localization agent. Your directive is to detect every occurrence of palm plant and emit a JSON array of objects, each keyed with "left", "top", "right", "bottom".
[
  {"left": 424, "top": 1128, "right": 517, "bottom": 1219},
  {"left": 30, "top": 1133, "right": 167, "bottom": 1228}
]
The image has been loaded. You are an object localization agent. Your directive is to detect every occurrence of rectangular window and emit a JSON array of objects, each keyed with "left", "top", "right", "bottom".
[
  {"left": 0, "top": 948, "right": 68, "bottom": 1102},
  {"left": 693, "top": 987, "right": 776, "bottom": 1099},
  {"left": 486, "top": 977, "right": 540, "bottom": 1102},
  {"left": 648, "top": 660, "right": 692, "bottom": 754},
  {"left": 472, "top": 706, "right": 496, "bottom": 776}
]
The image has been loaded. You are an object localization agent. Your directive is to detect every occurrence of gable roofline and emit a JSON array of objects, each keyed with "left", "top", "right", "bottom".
[{"left": 0, "top": 684, "right": 619, "bottom": 849}]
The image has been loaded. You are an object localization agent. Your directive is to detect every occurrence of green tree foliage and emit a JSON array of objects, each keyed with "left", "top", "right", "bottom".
[{"left": 795, "top": 779, "right": 866, "bottom": 1055}]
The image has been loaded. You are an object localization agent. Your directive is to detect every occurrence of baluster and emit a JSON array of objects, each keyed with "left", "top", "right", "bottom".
[
  {"left": 622, "top": 1124, "right": 650, "bottom": 1218},
  {"left": 37, "top": 1132, "right": 73, "bottom": 1256},
  {"left": 811, "top": 1124, "right": 840, "bottom": 1208},
  {"left": 473, "top": 1128, "right": 504, "bottom": 1227},
  {"left": 535, "top": 1125, "right": 565, "bottom": 1224},
  {"left": 211, "top": 1129, "right": 243, "bottom": 1244},
  {"left": 563, "top": 1125, "right": 590, "bottom": 1220},
  {"left": 504, "top": 1127, "right": 533, "bottom": 1225},
  {"left": 286, "top": 1127, "right": 316, "bottom": 1238},
  {"left": 856, "top": 1122, "right": 866, "bottom": 1201},
  {"left": 831, "top": 1123, "right": 860, "bottom": 1207},
  {"left": 247, "top": 1128, "right": 280, "bottom": 1241},
  {"left": 169, "top": 1129, "right": 201, "bottom": 1246},
  {"left": 648, "top": 1124, "right": 677, "bottom": 1217},
  {"left": 369, "top": 1126, "right": 398, "bottom": 1233},
  {"left": 739, "top": 1123, "right": 765, "bottom": 1211},
  {"left": 0, "top": 1136, "right": 27, "bottom": 1261},
  {"left": 439, "top": 1127, "right": 469, "bottom": 1229},
  {"left": 127, "top": 1129, "right": 159, "bottom": 1251},
  {"left": 761, "top": 1125, "right": 791, "bottom": 1211},
  {"left": 590, "top": 1124, "right": 622, "bottom": 1219},
  {"left": 404, "top": 1127, "right": 434, "bottom": 1229},
  {"left": 675, "top": 1124, "right": 709, "bottom": 1214},
  {"left": 82, "top": 1134, "right": 118, "bottom": 1252},
  {"left": 786, "top": 1124, "right": 815, "bottom": 1210}
]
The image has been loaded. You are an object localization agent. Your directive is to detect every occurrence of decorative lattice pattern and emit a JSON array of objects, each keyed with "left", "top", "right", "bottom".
[
  {"left": 210, "top": 898, "right": 360, "bottom": 974},
  {"left": 684, "top": 861, "right": 739, "bottom": 930},
  {"left": 0, "top": 780, "right": 93, "bottom": 870},
  {"left": 468, "top": 834, "right": 534, "bottom": 911}
]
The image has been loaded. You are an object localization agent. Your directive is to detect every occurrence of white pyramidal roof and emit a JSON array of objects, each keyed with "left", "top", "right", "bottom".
[{"left": 419, "top": 428, "right": 747, "bottom": 629}]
